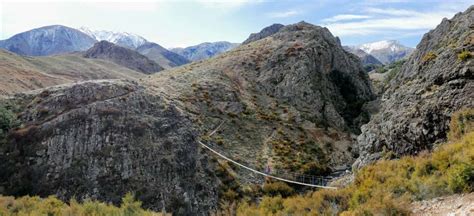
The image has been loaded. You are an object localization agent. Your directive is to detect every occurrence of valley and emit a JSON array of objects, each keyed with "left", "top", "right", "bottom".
[{"left": 0, "top": 2, "right": 473, "bottom": 216}]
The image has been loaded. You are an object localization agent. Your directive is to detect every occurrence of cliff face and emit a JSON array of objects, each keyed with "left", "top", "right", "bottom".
[
  {"left": 0, "top": 80, "right": 218, "bottom": 215},
  {"left": 355, "top": 6, "right": 474, "bottom": 168}
]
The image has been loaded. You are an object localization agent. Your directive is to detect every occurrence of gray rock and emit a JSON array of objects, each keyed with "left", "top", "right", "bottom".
[
  {"left": 257, "top": 22, "right": 375, "bottom": 131},
  {"left": 354, "top": 6, "right": 474, "bottom": 169},
  {"left": 0, "top": 80, "right": 218, "bottom": 215}
]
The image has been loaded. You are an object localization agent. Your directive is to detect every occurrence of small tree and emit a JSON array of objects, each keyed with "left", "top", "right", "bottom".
[{"left": 0, "top": 106, "right": 18, "bottom": 142}]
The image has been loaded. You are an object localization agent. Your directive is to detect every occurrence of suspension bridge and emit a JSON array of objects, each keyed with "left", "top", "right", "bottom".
[{"left": 198, "top": 122, "right": 341, "bottom": 189}]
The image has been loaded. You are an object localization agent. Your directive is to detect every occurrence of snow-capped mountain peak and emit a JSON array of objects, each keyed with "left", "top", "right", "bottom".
[
  {"left": 358, "top": 40, "right": 402, "bottom": 54},
  {"left": 352, "top": 40, "right": 414, "bottom": 64},
  {"left": 79, "top": 27, "right": 148, "bottom": 49}
]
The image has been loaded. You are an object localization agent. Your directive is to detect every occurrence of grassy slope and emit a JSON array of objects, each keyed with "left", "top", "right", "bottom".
[
  {"left": 237, "top": 108, "right": 473, "bottom": 215},
  {"left": 0, "top": 193, "right": 167, "bottom": 216},
  {"left": 0, "top": 50, "right": 144, "bottom": 96}
]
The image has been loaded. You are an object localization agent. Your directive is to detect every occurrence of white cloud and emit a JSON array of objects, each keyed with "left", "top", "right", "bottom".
[
  {"left": 365, "top": 8, "right": 421, "bottom": 16},
  {"left": 323, "top": 7, "right": 457, "bottom": 37},
  {"left": 267, "top": 10, "right": 300, "bottom": 18},
  {"left": 195, "top": 0, "right": 262, "bottom": 9},
  {"left": 322, "top": 14, "right": 371, "bottom": 22}
]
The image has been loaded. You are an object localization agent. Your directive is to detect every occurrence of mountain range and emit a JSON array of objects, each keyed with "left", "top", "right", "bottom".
[
  {"left": 79, "top": 27, "right": 148, "bottom": 49},
  {"left": 343, "top": 46, "right": 383, "bottom": 71},
  {"left": 0, "top": 25, "right": 189, "bottom": 69},
  {"left": 0, "top": 25, "right": 96, "bottom": 56},
  {"left": 351, "top": 40, "right": 414, "bottom": 64},
  {"left": 0, "top": 5, "right": 473, "bottom": 215}
]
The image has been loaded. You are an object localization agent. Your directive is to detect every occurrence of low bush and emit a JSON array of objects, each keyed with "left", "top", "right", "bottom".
[
  {"left": 422, "top": 51, "right": 437, "bottom": 63},
  {"left": 262, "top": 182, "right": 294, "bottom": 197},
  {"left": 0, "top": 193, "right": 166, "bottom": 216},
  {"left": 457, "top": 50, "right": 472, "bottom": 61},
  {"left": 0, "top": 106, "right": 19, "bottom": 143},
  {"left": 448, "top": 108, "right": 474, "bottom": 140}
]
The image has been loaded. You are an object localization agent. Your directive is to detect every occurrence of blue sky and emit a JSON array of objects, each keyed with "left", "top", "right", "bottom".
[{"left": 1, "top": 0, "right": 473, "bottom": 48}]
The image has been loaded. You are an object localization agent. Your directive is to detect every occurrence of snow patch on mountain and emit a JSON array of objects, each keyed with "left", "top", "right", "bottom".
[
  {"left": 79, "top": 27, "right": 148, "bottom": 49},
  {"left": 358, "top": 40, "right": 405, "bottom": 54},
  {"left": 352, "top": 40, "right": 414, "bottom": 64}
]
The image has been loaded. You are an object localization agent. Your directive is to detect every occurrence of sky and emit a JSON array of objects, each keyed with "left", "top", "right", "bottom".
[{"left": 0, "top": 0, "right": 473, "bottom": 48}]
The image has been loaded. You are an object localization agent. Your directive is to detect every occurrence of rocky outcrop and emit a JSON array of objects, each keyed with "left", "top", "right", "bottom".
[
  {"left": 84, "top": 41, "right": 163, "bottom": 74},
  {"left": 354, "top": 6, "right": 474, "bottom": 168},
  {"left": 252, "top": 22, "right": 375, "bottom": 131},
  {"left": 0, "top": 80, "right": 218, "bottom": 215},
  {"left": 242, "top": 23, "right": 284, "bottom": 44}
]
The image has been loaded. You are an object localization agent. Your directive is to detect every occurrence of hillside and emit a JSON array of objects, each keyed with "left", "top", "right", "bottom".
[
  {"left": 238, "top": 108, "right": 474, "bottom": 215},
  {"left": 146, "top": 21, "right": 375, "bottom": 184},
  {"left": 0, "top": 80, "right": 218, "bottom": 214},
  {"left": 0, "top": 21, "right": 374, "bottom": 214},
  {"left": 83, "top": 41, "right": 163, "bottom": 74},
  {"left": 0, "top": 49, "right": 144, "bottom": 96},
  {"left": 0, "top": 4, "right": 472, "bottom": 215}
]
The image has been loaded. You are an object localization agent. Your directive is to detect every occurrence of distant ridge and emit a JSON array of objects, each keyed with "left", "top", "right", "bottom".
[
  {"left": 351, "top": 40, "right": 414, "bottom": 64},
  {"left": 242, "top": 23, "right": 284, "bottom": 44},
  {"left": 171, "top": 41, "right": 239, "bottom": 61},
  {"left": 79, "top": 27, "right": 148, "bottom": 49},
  {"left": 136, "top": 42, "right": 190, "bottom": 69},
  {"left": 84, "top": 41, "right": 163, "bottom": 74}
]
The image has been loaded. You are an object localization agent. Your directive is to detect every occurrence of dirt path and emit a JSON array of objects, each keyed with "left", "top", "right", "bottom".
[
  {"left": 261, "top": 129, "right": 276, "bottom": 172},
  {"left": 411, "top": 193, "right": 474, "bottom": 216}
]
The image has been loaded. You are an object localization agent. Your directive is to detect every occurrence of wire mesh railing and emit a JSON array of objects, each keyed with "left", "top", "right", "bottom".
[{"left": 199, "top": 139, "right": 338, "bottom": 189}]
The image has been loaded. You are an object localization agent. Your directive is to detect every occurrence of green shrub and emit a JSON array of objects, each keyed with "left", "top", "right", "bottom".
[
  {"left": 0, "top": 106, "right": 18, "bottom": 143},
  {"left": 262, "top": 182, "right": 294, "bottom": 197},
  {"left": 447, "top": 163, "right": 474, "bottom": 193},
  {"left": 457, "top": 50, "right": 472, "bottom": 61},
  {"left": 422, "top": 51, "right": 437, "bottom": 63},
  {"left": 0, "top": 193, "right": 166, "bottom": 216},
  {"left": 448, "top": 108, "right": 474, "bottom": 141},
  {"left": 223, "top": 189, "right": 239, "bottom": 201}
]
